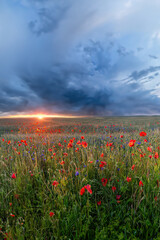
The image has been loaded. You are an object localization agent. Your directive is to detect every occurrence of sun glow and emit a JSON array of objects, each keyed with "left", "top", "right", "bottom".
[
  {"left": 0, "top": 114, "right": 84, "bottom": 119},
  {"left": 37, "top": 115, "right": 44, "bottom": 119}
]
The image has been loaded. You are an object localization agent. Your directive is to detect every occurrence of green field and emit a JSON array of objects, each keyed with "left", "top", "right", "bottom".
[{"left": 1, "top": 116, "right": 160, "bottom": 239}]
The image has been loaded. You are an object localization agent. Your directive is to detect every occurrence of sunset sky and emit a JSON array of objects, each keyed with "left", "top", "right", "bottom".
[{"left": 1, "top": 0, "right": 160, "bottom": 117}]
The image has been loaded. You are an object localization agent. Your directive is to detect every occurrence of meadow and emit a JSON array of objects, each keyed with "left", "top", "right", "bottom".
[{"left": 1, "top": 116, "right": 160, "bottom": 239}]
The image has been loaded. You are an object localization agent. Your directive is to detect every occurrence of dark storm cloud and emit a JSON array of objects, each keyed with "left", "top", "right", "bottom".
[
  {"left": 1, "top": 0, "right": 160, "bottom": 116},
  {"left": 117, "top": 46, "right": 132, "bottom": 57},
  {"left": 28, "top": 5, "right": 69, "bottom": 35},
  {"left": 129, "top": 66, "right": 160, "bottom": 81}
]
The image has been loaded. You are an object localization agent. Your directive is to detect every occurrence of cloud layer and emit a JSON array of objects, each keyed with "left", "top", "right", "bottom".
[{"left": 1, "top": 0, "right": 160, "bottom": 116}]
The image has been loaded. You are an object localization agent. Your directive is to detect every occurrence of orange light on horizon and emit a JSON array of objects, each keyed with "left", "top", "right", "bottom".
[
  {"left": 0, "top": 114, "right": 86, "bottom": 119},
  {"left": 37, "top": 115, "right": 44, "bottom": 119}
]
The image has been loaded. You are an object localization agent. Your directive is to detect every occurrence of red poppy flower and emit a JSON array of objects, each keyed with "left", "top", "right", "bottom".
[
  {"left": 11, "top": 173, "right": 16, "bottom": 179},
  {"left": 131, "top": 164, "right": 135, "bottom": 170},
  {"left": 80, "top": 185, "right": 92, "bottom": 195},
  {"left": 49, "top": 212, "right": 55, "bottom": 217},
  {"left": 139, "top": 180, "right": 143, "bottom": 187},
  {"left": 112, "top": 186, "right": 116, "bottom": 192},
  {"left": 63, "top": 152, "right": 68, "bottom": 156},
  {"left": 128, "top": 139, "right": 136, "bottom": 147},
  {"left": 116, "top": 195, "right": 121, "bottom": 200},
  {"left": 67, "top": 143, "right": 73, "bottom": 148},
  {"left": 139, "top": 131, "right": 147, "bottom": 137},
  {"left": 10, "top": 214, "right": 15, "bottom": 217},
  {"left": 52, "top": 181, "right": 59, "bottom": 187},
  {"left": 155, "top": 152, "right": 159, "bottom": 159},
  {"left": 101, "top": 178, "right": 108, "bottom": 186},
  {"left": 84, "top": 185, "right": 92, "bottom": 194},
  {"left": 99, "top": 161, "right": 107, "bottom": 168},
  {"left": 126, "top": 177, "right": 131, "bottom": 182},
  {"left": 82, "top": 141, "right": 88, "bottom": 148},
  {"left": 97, "top": 201, "right": 101, "bottom": 205},
  {"left": 80, "top": 187, "right": 85, "bottom": 195}
]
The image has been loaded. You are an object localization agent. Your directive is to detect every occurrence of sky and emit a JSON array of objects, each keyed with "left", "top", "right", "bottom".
[{"left": 1, "top": 0, "right": 160, "bottom": 116}]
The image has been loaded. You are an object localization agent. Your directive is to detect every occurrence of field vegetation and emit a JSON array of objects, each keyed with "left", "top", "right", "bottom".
[{"left": 1, "top": 116, "right": 160, "bottom": 239}]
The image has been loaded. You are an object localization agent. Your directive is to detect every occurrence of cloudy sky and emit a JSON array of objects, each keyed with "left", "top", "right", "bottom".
[{"left": 1, "top": 0, "right": 160, "bottom": 116}]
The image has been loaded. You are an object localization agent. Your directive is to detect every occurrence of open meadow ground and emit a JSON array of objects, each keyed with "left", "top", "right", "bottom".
[{"left": 1, "top": 116, "right": 160, "bottom": 239}]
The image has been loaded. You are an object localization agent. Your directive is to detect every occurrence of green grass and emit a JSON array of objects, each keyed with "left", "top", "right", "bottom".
[{"left": 1, "top": 116, "right": 160, "bottom": 239}]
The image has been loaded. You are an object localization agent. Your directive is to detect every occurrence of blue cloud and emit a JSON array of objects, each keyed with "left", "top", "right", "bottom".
[{"left": 0, "top": 0, "right": 160, "bottom": 116}]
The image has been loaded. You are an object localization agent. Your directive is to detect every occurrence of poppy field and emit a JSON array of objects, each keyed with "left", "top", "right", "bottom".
[{"left": 1, "top": 116, "right": 160, "bottom": 239}]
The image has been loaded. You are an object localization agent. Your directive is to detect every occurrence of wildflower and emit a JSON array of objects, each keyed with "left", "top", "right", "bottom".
[
  {"left": 139, "top": 131, "right": 147, "bottom": 137},
  {"left": 126, "top": 177, "right": 131, "bottom": 182},
  {"left": 52, "top": 181, "right": 59, "bottom": 187},
  {"left": 81, "top": 136, "right": 85, "bottom": 139},
  {"left": 147, "top": 147, "right": 152, "bottom": 152},
  {"left": 11, "top": 173, "right": 16, "bottom": 179},
  {"left": 84, "top": 184, "right": 92, "bottom": 194},
  {"left": 101, "top": 178, "right": 108, "bottom": 186},
  {"left": 116, "top": 195, "right": 121, "bottom": 200},
  {"left": 139, "top": 180, "right": 143, "bottom": 187},
  {"left": 82, "top": 141, "right": 88, "bottom": 148},
  {"left": 112, "top": 186, "right": 116, "bottom": 192},
  {"left": 99, "top": 161, "right": 107, "bottom": 168},
  {"left": 128, "top": 141, "right": 135, "bottom": 147},
  {"left": 63, "top": 152, "right": 68, "bottom": 156},
  {"left": 67, "top": 143, "right": 73, "bottom": 148},
  {"left": 80, "top": 187, "right": 85, "bottom": 196},
  {"left": 75, "top": 171, "right": 79, "bottom": 176},
  {"left": 49, "top": 212, "right": 55, "bottom": 217},
  {"left": 80, "top": 185, "right": 92, "bottom": 195},
  {"left": 10, "top": 214, "right": 15, "bottom": 217},
  {"left": 155, "top": 152, "right": 159, "bottom": 159},
  {"left": 131, "top": 164, "right": 135, "bottom": 170},
  {"left": 97, "top": 201, "right": 101, "bottom": 205}
]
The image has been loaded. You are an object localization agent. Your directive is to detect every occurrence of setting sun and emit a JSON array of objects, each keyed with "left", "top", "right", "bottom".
[{"left": 37, "top": 115, "right": 44, "bottom": 119}]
